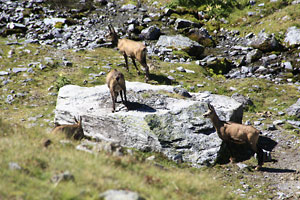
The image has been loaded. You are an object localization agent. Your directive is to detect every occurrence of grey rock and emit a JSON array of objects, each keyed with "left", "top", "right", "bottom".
[
  {"left": 248, "top": 12, "right": 256, "bottom": 16},
  {"left": 156, "top": 35, "right": 204, "bottom": 57},
  {"left": 9, "top": 162, "right": 22, "bottom": 170},
  {"left": 236, "top": 163, "right": 248, "bottom": 170},
  {"left": 249, "top": 30, "right": 282, "bottom": 52},
  {"left": 0, "top": 71, "right": 9, "bottom": 76},
  {"left": 273, "top": 120, "right": 285, "bottom": 126},
  {"left": 51, "top": 170, "right": 75, "bottom": 184},
  {"left": 39, "top": 64, "right": 47, "bottom": 70},
  {"left": 176, "top": 66, "right": 185, "bottom": 72},
  {"left": 267, "top": 124, "right": 277, "bottom": 131},
  {"left": 12, "top": 67, "right": 28, "bottom": 74},
  {"left": 173, "top": 87, "right": 191, "bottom": 98},
  {"left": 188, "top": 27, "right": 214, "bottom": 47},
  {"left": 231, "top": 93, "right": 254, "bottom": 109},
  {"left": 292, "top": 0, "right": 300, "bottom": 5},
  {"left": 140, "top": 25, "right": 161, "bottom": 40},
  {"left": 287, "top": 120, "right": 300, "bottom": 127},
  {"left": 175, "top": 18, "right": 201, "bottom": 30},
  {"left": 120, "top": 4, "right": 136, "bottom": 11},
  {"left": 54, "top": 82, "right": 243, "bottom": 167},
  {"left": 63, "top": 60, "right": 72, "bottom": 67},
  {"left": 43, "top": 18, "right": 66, "bottom": 26},
  {"left": 284, "top": 26, "right": 300, "bottom": 47},
  {"left": 167, "top": 75, "right": 175, "bottom": 80},
  {"left": 254, "top": 121, "right": 262, "bottom": 126},
  {"left": 99, "top": 190, "right": 144, "bottom": 200},
  {"left": 246, "top": 49, "right": 262, "bottom": 63},
  {"left": 6, "top": 95, "right": 14, "bottom": 104},
  {"left": 143, "top": 18, "right": 151, "bottom": 23},
  {"left": 286, "top": 98, "right": 300, "bottom": 117},
  {"left": 282, "top": 61, "right": 293, "bottom": 71},
  {"left": 164, "top": 8, "right": 175, "bottom": 16}
]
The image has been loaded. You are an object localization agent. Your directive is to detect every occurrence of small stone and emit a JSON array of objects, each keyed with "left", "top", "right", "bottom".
[
  {"left": 9, "top": 162, "right": 22, "bottom": 170},
  {"left": 236, "top": 163, "right": 248, "bottom": 170},
  {"left": 177, "top": 66, "right": 186, "bottom": 72},
  {"left": 273, "top": 120, "right": 285, "bottom": 125},
  {"left": 99, "top": 190, "right": 144, "bottom": 200},
  {"left": 167, "top": 75, "right": 175, "bottom": 80},
  {"left": 146, "top": 155, "right": 155, "bottom": 161}
]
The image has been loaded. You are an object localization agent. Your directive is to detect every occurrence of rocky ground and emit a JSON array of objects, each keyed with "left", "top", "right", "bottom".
[{"left": 1, "top": 0, "right": 300, "bottom": 199}]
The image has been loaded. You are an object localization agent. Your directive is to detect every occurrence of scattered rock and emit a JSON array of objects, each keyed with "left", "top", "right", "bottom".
[
  {"left": 174, "top": 18, "right": 201, "bottom": 30},
  {"left": 284, "top": 26, "right": 300, "bottom": 47},
  {"left": 140, "top": 25, "right": 161, "bottom": 40},
  {"left": 51, "top": 171, "right": 75, "bottom": 184},
  {"left": 99, "top": 190, "right": 145, "bottom": 200},
  {"left": 249, "top": 30, "right": 282, "bottom": 52},
  {"left": 286, "top": 99, "right": 300, "bottom": 118},
  {"left": 231, "top": 93, "right": 254, "bottom": 109},
  {"left": 156, "top": 35, "right": 204, "bottom": 58},
  {"left": 9, "top": 162, "right": 22, "bottom": 170},
  {"left": 246, "top": 49, "right": 262, "bottom": 64}
]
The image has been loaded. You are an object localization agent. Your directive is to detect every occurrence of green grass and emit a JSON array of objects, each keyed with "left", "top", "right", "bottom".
[
  {"left": 0, "top": 119, "right": 236, "bottom": 200},
  {"left": 224, "top": 0, "right": 300, "bottom": 35}
]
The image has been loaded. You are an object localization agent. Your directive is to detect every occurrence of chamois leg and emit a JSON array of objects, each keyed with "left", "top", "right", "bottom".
[
  {"left": 119, "top": 91, "right": 124, "bottom": 103},
  {"left": 120, "top": 90, "right": 128, "bottom": 109},
  {"left": 250, "top": 142, "right": 264, "bottom": 170},
  {"left": 123, "top": 89, "right": 127, "bottom": 103},
  {"left": 131, "top": 57, "right": 141, "bottom": 75},
  {"left": 123, "top": 53, "right": 129, "bottom": 71},
  {"left": 141, "top": 62, "right": 150, "bottom": 82},
  {"left": 110, "top": 90, "right": 116, "bottom": 112},
  {"left": 226, "top": 142, "right": 236, "bottom": 163},
  {"left": 138, "top": 54, "right": 150, "bottom": 82},
  {"left": 255, "top": 145, "right": 264, "bottom": 170}
]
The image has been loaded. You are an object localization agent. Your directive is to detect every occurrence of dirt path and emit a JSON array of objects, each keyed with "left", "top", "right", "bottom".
[
  {"left": 227, "top": 129, "right": 300, "bottom": 199},
  {"left": 259, "top": 130, "right": 300, "bottom": 199}
]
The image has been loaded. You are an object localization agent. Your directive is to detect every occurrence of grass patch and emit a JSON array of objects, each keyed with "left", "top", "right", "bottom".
[
  {"left": 225, "top": 1, "right": 300, "bottom": 35},
  {"left": 0, "top": 119, "right": 236, "bottom": 200}
]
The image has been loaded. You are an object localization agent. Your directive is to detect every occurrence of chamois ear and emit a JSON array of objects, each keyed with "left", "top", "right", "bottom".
[
  {"left": 108, "top": 24, "right": 112, "bottom": 33},
  {"left": 207, "top": 103, "right": 213, "bottom": 110},
  {"left": 79, "top": 116, "right": 82, "bottom": 126},
  {"left": 108, "top": 24, "right": 116, "bottom": 34},
  {"left": 74, "top": 116, "right": 78, "bottom": 124}
]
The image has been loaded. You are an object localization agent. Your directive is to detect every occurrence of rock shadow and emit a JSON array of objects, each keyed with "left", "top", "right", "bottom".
[
  {"left": 125, "top": 101, "right": 156, "bottom": 113},
  {"left": 215, "top": 135, "right": 278, "bottom": 165}
]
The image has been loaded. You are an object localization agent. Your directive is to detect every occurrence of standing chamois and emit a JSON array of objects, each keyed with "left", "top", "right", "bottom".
[
  {"left": 51, "top": 116, "right": 84, "bottom": 140},
  {"left": 203, "top": 103, "right": 264, "bottom": 170},
  {"left": 106, "top": 69, "right": 127, "bottom": 113},
  {"left": 107, "top": 24, "right": 150, "bottom": 82}
]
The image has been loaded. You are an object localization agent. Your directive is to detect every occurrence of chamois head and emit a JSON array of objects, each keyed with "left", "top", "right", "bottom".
[
  {"left": 106, "top": 24, "right": 118, "bottom": 47},
  {"left": 203, "top": 103, "right": 216, "bottom": 118},
  {"left": 51, "top": 116, "right": 84, "bottom": 140}
]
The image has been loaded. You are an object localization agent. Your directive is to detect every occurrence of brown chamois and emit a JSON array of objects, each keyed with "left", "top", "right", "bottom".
[
  {"left": 107, "top": 24, "right": 150, "bottom": 82},
  {"left": 106, "top": 69, "right": 127, "bottom": 113},
  {"left": 51, "top": 116, "right": 84, "bottom": 140},
  {"left": 203, "top": 103, "right": 264, "bottom": 170}
]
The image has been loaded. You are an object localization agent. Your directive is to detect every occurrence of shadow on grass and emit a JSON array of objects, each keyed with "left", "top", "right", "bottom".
[
  {"left": 259, "top": 167, "right": 297, "bottom": 173},
  {"left": 149, "top": 74, "right": 178, "bottom": 85}
]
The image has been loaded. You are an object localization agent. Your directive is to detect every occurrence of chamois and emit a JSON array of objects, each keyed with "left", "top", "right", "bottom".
[
  {"left": 107, "top": 24, "right": 150, "bottom": 82},
  {"left": 203, "top": 103, "right": 264, "bottom": 170},
  {"left": 106, "top": 69, "right": 127, "bottom": 113},
  {"left": 51, "top": 116, "right": 84, "bottom": 140}
]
